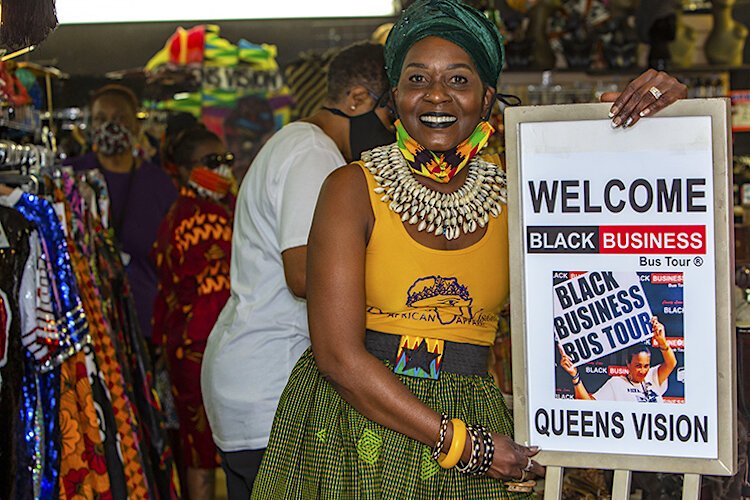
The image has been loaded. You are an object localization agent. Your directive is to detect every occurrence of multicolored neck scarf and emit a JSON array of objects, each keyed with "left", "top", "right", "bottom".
[{"left": 395, "top": 119, "right": 494, "bottom": 183}]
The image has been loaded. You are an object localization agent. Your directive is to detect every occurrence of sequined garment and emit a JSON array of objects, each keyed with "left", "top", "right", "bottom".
[
  {"left": 9, "top": 192, "right": 88, "bottom": 500},
  {"left": 0, "top": 206, "right": 33, "bottom": 500},
  {"left": 3, "top": 172, "right": 179, "bottom": 500},
  {"left": 152, "top": 186, "right": 233, "bottom": 468},
  {"left": 17, "top": 193, "right": 90, "bottom": 498},
  {"left": 12, "top": 192, "right": 90, "bottom": 370}
]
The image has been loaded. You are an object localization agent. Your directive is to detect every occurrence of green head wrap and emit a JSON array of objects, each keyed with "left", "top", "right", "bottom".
[{"left": 384, "top": 0, "right": 505, "bottom": 89}]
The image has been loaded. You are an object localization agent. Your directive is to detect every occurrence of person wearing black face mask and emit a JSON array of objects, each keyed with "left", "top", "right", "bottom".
[
  {"left": 201, "top": 41, "right": 393, "bottom": 499},
  {"left": 322, "top": 89, "right": 395, "bottom": 161}
]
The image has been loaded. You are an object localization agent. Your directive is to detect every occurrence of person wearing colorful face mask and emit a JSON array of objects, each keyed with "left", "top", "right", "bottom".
[
  {"left": 67, "top": 84, "right": 178, "bottom": 343},
  {"left": 250, "top": 1, "right": 687, "bottom": 498},
  {"left": 201, "top": 42, "right": 393, "bottom": 499},
  {"left": 152, "top": 126, "right": 235, "bottom": 500}
]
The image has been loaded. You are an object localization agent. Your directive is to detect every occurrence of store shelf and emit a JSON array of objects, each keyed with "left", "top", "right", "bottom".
[{"left": 503, "top": 64, "right": 750, "bottom": 76}]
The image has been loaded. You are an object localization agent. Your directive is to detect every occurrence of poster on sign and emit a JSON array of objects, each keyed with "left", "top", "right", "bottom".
[
  {"left": 553, "top": 270, "right": 685, "bottom": 404},
  {"left": 504, "top": 100, "right": 736, "bottom": 475}
]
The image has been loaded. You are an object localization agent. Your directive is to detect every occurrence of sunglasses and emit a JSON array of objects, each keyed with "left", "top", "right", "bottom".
[
  {"left": 368, "top": 89, "right": 397, "bottom": 117},
  {"left": 195, "top": 152, "right": 235, "bottom": 169}
]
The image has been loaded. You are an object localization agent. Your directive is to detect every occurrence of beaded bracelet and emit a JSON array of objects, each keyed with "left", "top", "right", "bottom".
[
  {"left": 431, "top": 413, "right": 450, "bottom": 461},
  {"left": 474, "top": 425, "right": 495, "bottom": 476},
  {"left": 456, "top": 426, "right": 482, "bottom": 474}
]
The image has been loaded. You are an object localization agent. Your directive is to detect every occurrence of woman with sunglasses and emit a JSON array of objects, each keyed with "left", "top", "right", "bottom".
[{"left": 152, "top": 126, "right": 236, "bottom": 500}]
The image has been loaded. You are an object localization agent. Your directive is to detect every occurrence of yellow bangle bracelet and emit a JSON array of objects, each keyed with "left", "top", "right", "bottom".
[{"left": 437, "top": 419, "right": 467, "bottom": 469}]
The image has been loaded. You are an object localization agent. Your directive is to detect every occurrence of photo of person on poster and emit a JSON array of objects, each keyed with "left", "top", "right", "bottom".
[{"left": 560, "top": 316, "right": 677, "bottom": 402}]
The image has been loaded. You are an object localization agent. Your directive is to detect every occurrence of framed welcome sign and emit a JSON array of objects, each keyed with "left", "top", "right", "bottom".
[{"left": 504, "top": 99, "right": 736, "bottom": 477}]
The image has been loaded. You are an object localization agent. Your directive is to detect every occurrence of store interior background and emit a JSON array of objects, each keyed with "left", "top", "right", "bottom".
[
  {"left": 24, "top": 1, "right": 750, "bottom": 104},
  {"left": 22, "top": 0, "right": 750, "bottom": 210},
  {"left": 27, "top": 17, "right": 388, "bottom": 105},
  {"left": 6, "top": 0, "right": 750, "bottom": 498}
]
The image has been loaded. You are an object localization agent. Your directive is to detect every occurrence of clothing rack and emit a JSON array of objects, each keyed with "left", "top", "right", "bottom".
[
  {"left": 0, "top": 141, "right": 54, "bottom": 172},
  {"left": 0, "top": 141, "right": 56, "bottom": 194},
  {"left": 0, "top": 144, "right": 61, "bottom": 194},
  {"left": 0, "top": 166, "right": 179, "bottom": 499},
  {"left": 0, "top": 171, "right": 40, "bottom": 193}
]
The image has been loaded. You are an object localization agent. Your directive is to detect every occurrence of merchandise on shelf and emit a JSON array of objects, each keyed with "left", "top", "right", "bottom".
[{"left": 144, "top": 24, "right": 292, "bottom": 180}]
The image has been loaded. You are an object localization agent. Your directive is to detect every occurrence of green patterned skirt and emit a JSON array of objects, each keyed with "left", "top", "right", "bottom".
[{"left": 251, "top": 348, "right": 532, "bottom": 500}]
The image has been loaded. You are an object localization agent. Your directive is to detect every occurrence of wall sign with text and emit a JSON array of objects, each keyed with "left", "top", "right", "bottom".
[{"left": 505, "top": 100, "right": 736, "bottom": 475}]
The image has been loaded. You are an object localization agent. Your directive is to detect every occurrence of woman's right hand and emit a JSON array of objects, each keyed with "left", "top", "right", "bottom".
[
  {"left": 486, "top": 434, "right": 544, "bottom": 481},
  {"left": 558, "top": 345, "right": 578, "bottom": 378}
]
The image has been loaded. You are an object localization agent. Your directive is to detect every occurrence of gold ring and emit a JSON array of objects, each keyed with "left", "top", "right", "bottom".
[
  {"left": 523, "top": 457, "right": 533, "bottom": 472},
  {"left": 649, "top": 86, "right": 663, "bottom": 100},
  {"left": 520, "top": 470, "right": 527, "bottom": 482}
]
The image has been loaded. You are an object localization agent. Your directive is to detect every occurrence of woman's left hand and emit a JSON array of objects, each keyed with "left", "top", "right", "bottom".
[
  {"left": 601, "top": 69, "right": 688, "bottom": 129},
  {"left": 651, "top": 315, "right": 667, "bottom": 346}
]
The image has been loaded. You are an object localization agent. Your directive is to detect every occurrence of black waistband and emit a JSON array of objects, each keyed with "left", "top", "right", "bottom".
[{"left": 365, "top": 330, "right": 489, "bottom": 377}]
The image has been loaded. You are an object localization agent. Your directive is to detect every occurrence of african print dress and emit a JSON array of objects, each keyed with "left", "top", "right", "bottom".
[{"left": 152, "top": 186, "right": 233, "bottom": 469}]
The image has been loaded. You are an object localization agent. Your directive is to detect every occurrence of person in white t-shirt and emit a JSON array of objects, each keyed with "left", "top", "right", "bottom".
[
  {"left": 560, "top": 316, "right": 677, "bottom": 402},
  {"left": 200, "top": 42, "right": 394, "bottom": 499}
]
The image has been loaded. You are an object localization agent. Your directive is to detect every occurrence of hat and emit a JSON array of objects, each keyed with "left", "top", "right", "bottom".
[{"left": 384, "top": 0, "right": 505, "bottom": 88}]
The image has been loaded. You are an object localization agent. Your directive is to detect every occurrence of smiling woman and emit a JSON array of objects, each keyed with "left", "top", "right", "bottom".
[
  {"left": 250, "top": 2, "right": 543, "bottom": 498},
  {"left": 394, "top": 37, "right": 491, "bottom": 153},
  {"left": 560, "top": 316, "right": 678, "bottom": 402},
  {"left": 248, "top": 0, "right": 686, "bottom": 498}
]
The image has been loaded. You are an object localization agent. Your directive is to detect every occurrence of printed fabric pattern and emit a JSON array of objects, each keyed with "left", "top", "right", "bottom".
[
  {"left": 63, "top": 174, "right": 180, "bottom": 499},
  {"left": 54, "top": 184, "right": 143, "bottom": 499},
  {"left": 251, "top": 349, "right": 530, "bottom": 499},
  {"left": 395, "top": 119, "right": 494, "bottom": 183},
  {"left": 152, "top": 186, "right": 233, "bottom": 468}
]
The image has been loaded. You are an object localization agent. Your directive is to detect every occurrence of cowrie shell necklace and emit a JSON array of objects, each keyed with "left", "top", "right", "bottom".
[{"left": 362, "top": 143, "right": 507, "bottom": 240}]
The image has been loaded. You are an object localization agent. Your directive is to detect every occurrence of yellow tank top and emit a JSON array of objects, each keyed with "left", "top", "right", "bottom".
[{"left": 360, "top": 163, "right": 510, "bottom": 347}]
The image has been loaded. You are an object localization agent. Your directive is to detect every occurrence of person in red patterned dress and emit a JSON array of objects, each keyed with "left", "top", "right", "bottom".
[{"left": 152, "top": 126, "right": 235, "bottom": 500}]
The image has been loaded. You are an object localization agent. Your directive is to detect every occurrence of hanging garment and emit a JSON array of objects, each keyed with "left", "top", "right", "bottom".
[
  {"left": 53, "top": 181, "right": 128, "bottom": 499},
  {"left": 77, "top": 173, "right": 180, "bottom": 499},
  {"left": 0, "top": 205, "right": 33, "bottom": 500}
]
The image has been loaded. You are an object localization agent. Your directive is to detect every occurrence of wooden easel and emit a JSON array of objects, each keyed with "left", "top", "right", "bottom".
[{"left": 543, "top": 467, "right": 702, "bottom": 500}]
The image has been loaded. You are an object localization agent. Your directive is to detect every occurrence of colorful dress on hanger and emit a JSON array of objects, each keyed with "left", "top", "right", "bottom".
[
  {"left": 152, "top": 185, "right": 233, "bottom": 469},
  {"left": 82, "top": 171, "right": 180, "bottom": 499},
  {"left": 11, "top": 185, "right": 125, "bottom": 498},
  {"left": 53, "top": 177, "right": 135, "bottom": 499},
  {"left": 2, "top": 155, "right": 177, "bottom": 499},
  {"left": 9, "top": 190, "right": 91, "bottom": 499}
]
